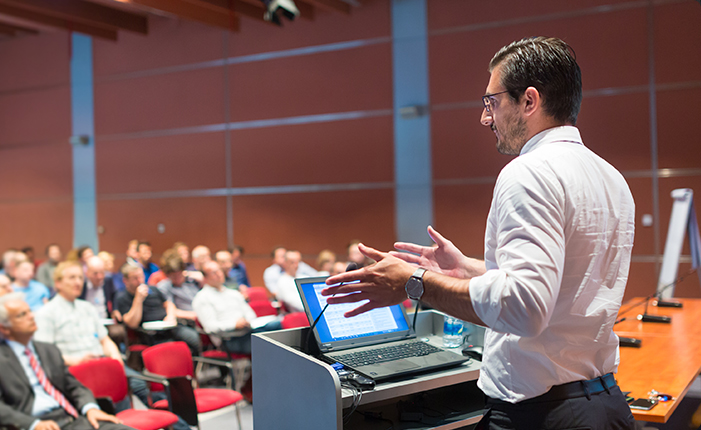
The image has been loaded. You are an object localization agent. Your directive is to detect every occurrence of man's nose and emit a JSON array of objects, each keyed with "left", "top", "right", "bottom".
[{"left": 480, "top": 108, "right": 493, "bottom": 127}]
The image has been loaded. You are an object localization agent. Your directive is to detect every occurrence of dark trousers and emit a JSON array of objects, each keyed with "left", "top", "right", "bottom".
[
  {"left": 222, "top": 320, "right": 283, "bottom": 354},
  {"left": 39, "top": 408, "right": 133, "bottom": 430},
  {"left": 477, "top": 375, "right": 635, "bottom": 430}
]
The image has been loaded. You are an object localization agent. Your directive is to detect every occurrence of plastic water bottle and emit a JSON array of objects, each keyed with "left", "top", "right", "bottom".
[{"left": 443, "top": 314, "right": 464, "bottom": 348}]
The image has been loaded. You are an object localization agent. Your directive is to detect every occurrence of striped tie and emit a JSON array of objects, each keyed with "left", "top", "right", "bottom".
[{"left": 24, "top": 347, "right": 79, "bottom": 418}]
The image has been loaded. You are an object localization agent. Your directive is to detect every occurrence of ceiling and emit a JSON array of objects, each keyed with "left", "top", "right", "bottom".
[{"left": 0, "top": 0, "right": 358, "bottom": 41}]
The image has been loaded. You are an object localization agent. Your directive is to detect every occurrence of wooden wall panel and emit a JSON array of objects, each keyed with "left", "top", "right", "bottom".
[
  {"left": 624, "top": 262, "right": 658, "bottom": 302},
  {"left": 93, "top": 16, "right": 225, "bottom": 77},
  {"left": 228, "top": 0, "right": 391, "bottom": 57},
  {"left": 231, "top": 189, "right": 395, "bottom": 286},
  {"left": 94, "top": 67, "right": 225, "bottom": 136},
  {"left": 227, "top": 43, "right": 392, "bottom": 121},
  {"left": 0, "top": 143, "right": 72, "bottom": 200},
  {"left": 0, "top": 87, "right": 71, "bottom": 146},
  {"left": 653, "top": 2, "right": 701, "bottom": 84},
  {"left": 97, "top": 197, "right": 229, "bottom": 260},
  {"left": 433, "top": 183, "right": 494, "bottom": 258},
  {"left": 432, "top": 107, "right": 514, "bottom": 181},
  {"left": 657, "top": 87, "right": 701, "bottom": 169},
  {"left": 0, "top": 201, "right": 73, "bottom": 255},
  {"left": 0, "top": 32, "right": 69, "bottom": 92},
  {"left": 229, "top": 116, "right": 393, "bottom": 188},
  {"left": 576, "top": 92, "right": 651, "bottom": 172},
  {"left": 96, "top": 132, "right": 227, "bottom": 194},
  {"left": 626, "top": 177, "right": 655, "bottom": 256},
  {"left": 427, "top": 0, "right": 634, "bottom": 31}
]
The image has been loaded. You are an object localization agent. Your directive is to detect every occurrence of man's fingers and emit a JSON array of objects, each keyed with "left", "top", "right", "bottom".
[
  {"left": 427, "top": 225, "right": 449, "bottom": 246},
  {"left": 358, "top": 243, "right": 385, "bottom": 262},
  {"left": 324, "top": 270, "right": 362, "bottom": 289},
  {"left": 344, "top": 302, "right": 380, "bottom": 318},
  {"left": 393, "top": 241, "right": 425, "bottom": 254},
  {"left": 88, "top": 416, "right": 99, "bottom": 429},
  {"left": 325, "top": 292, "right": 368, "bottom": 305},
  {"left": 388, "top": 250, "right": 421, "bottom": 265}
]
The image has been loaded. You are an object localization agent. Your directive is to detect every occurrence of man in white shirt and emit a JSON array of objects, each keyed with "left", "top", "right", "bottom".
[
  {"left": 324, "top": 37, "right": 635, "bottom": 429},
  {"left": 193, "top": 261, "right": 281, "bottom": 354},
  {"left": 275, "top": 250, "right": 305, "bottom": 313}
]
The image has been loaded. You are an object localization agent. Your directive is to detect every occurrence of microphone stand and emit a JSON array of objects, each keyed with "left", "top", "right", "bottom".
[{"left": 636, "top": 272, "right": 690, "bottom": 323}]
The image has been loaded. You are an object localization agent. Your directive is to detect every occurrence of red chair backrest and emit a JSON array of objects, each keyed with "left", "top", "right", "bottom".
[
  {"left": 281, "top": 312, "right": 310, "bottom": 329},
  {"left": 246, "top": 287, "right": 269, "bottom": 302},
  {"left": 248, "top": 300, "right": 277, "bottom": 317},
  {"left": 69, "top": 357, "right": 128, "bottom": 404},
  {"left": 142, "top": 341, "right": 195, "bottom": 392}
]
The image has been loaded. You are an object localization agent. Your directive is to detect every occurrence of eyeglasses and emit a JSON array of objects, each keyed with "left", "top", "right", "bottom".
[{"left": 482, "top": 90, "right": 512, "bottom": 113}]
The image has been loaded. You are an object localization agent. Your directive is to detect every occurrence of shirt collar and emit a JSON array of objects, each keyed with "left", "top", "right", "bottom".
[
  {"left": 7, "top": 338, "right": 35, "bottom": 356},
  {"left": 54, "top": 293, "right": 76, "bottom": 308},
  {"left": 519, "top": 125, "right": 583, "bottom": 156}
]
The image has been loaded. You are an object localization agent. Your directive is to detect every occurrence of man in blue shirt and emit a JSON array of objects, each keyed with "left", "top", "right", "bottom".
[{"left": 11, "top": 260, "right": 50, "bottom": 311}]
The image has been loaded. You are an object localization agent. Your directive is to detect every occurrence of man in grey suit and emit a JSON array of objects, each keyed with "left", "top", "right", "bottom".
[{"left": 0, "top": 292, "right": 133, "bottom": 430}]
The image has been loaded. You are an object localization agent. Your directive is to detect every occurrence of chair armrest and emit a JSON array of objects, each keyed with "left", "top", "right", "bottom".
[
  {"left": 140, "top": 373, "right": 198, "bottom": 427},
  {"left": 193, "top": 356, "right": 234, "bottom": 369},
  {"left": 95, "top": 397, "right": 116, "bottom": 415},
  {"left": 127, "top": 370, "right": 174, "bottom": 385}
]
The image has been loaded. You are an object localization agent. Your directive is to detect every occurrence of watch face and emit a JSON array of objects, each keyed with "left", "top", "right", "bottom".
[{"left": 406, "top": 278, "right": 423, "bottom": 300}]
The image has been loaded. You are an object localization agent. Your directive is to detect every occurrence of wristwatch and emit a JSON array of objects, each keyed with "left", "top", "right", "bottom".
[{"left": 405, "top": 268, "right": 427, "bottom": 300}]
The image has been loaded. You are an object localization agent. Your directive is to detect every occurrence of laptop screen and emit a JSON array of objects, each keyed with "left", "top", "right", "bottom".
[{"left": 296, "top": 277, "right": 411, "bottom": 346}]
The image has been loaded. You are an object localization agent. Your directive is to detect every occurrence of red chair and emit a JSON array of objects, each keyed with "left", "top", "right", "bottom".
[
  {"left": 142, "top": 341, "right": 244, "bottom": 429},
  {"left": 281, "top": 312, "right": 310, "bottom": 329},
  {"left": 245, "top": 286, "right": 269, "bottom": 301},
  {"left": 194, "top": 319, "right": 251, "bottom": 392},
  {"left": 69, "top": 357, "right": 179, "bottom": 430},
  {"left": 248, "top": 299, "right": 278, "bottom": 317}
]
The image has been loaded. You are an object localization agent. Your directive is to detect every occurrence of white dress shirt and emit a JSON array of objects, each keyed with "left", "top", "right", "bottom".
[
  {"left": 192, "top": 284, "right": 257, "bottom": 334},
  {"left": 469, "top": 126, "right": 635, "bottom": 402}
]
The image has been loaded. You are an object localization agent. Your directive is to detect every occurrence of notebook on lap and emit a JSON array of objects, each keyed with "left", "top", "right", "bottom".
[{"left": 295, "top": 276, "right": 469, "bottom": 381}]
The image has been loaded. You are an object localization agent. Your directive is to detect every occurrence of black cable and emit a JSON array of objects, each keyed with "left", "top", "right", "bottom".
[
  {"left": 342, "top": 382, "right": 363, "bottom": 424},
  {"left": 305, "top": 262, "right": 359, "bottom": 354},
  {"left": 618, "top": 268, "right": 697, "bottom": 318}
]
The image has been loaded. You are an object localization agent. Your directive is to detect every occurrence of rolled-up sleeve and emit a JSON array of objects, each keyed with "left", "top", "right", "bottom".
[{"left": 470, "top": 160, "right": 566, "bottom": 338}]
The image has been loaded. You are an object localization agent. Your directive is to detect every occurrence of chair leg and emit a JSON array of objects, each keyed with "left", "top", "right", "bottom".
[{"left": 235, "top": 403, "right": 242, "bottom": 430}]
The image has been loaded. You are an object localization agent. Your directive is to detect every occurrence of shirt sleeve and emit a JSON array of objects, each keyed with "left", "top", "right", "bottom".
[
  {"left": 193, "top": 292, "right": 229, "bottom": 333},
  {"left": 33, "top": 308, "right": 55, "bottom": 344},
  {"left": 470, "top": 160, "right": 566, "bottom": 338}
]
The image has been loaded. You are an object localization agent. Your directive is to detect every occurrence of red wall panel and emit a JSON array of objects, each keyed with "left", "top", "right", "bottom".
[
  {"left": 230, "top": 116, "right": 393, "bottom": 188},
  {"left": 576, "top": 92, "right": 651, "bottom": 172},
  {"left": 654, "top": 2, "right": 701, "bottom": 84},
  {"left": 227, "top": 43, "right": 392, "bottom": 122},
  {"left": 0, "top": 143, "right": 72, "bottom": 200},
  {"left": 0, "top": 201, "right": 73, "bottom": 255},
  {"left": 94, "top": 67, "right": 225, "bottom": 136},
  {"left": 657, "top": 87, "right": 701, "bottom": 169},
  {"left": 93, "top": 16, "right": 225, "bottom": 77},
  {"left": 626, "top": 177, "right": 655, "bottom": 256},
  {"left": 97, "top": 197, "right": 229, "bottom": 258},
  {"left": 432, "top": 107, "right": 514, "bottom": 180},
  {"left": 0, "top": 87, "right": 71, "bottom": 146},
  {"left": 96, "top": 132, "right": 227, "bottom": 194},
  {"left": 0, "top": 32, "right": 69, "bottom": 92}
]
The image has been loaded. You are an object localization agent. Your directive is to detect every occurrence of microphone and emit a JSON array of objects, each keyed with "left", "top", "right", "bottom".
[{"left": 304, "top": 262, "right": 359, "bottom": 354}]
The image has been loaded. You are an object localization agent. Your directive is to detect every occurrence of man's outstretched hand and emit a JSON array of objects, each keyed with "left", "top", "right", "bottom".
[{"left": 323, "top": 244, "right": 414, "bottom": 318}]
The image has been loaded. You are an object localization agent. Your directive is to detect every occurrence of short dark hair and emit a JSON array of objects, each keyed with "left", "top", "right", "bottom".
[
  {"left": 137, "top": 241, "right": 151, "bottom": 250},
  {"left": 45, "top": 243, "right": 60, "bottom": 255},
  {"left": 489, "top": 36, "right": 582, "bottom": 125}
]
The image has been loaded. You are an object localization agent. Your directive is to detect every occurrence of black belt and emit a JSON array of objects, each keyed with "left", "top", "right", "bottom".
[{"left": 488, "top": 373, "right": 618, "bottom": 404}]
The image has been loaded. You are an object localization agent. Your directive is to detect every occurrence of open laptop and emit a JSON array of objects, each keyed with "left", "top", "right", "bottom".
[{"left": 295, "top": 276, "right": 469, "bottom": 381}]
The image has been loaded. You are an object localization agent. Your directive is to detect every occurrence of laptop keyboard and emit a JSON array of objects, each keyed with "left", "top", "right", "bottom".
[{"left": 334, "top": 341, "right": 443, "bottom": 367}]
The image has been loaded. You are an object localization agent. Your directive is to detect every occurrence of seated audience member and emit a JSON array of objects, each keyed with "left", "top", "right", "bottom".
[
  {"left": 136, "top": 242, "right": 159, "bottom": 283},
  {"left": 275, "top": 250, "right": 305, "bottom": 313},
  {"left": 76, "top": 246, "right": 94, "bottom": 272},
  {"left": 97, "top": 251, "right": 116, "bottom": 279},
  {"left": 191, "top": 245, "right": 211, "bottom": 272},
  {"left": 156, "top": 254, "right": 200, "bottom": 324},
  {"left": 215, "top": 250, "right": 246, "bottom": 293},
  {"left": 173, "top": 242, "right": 195, "bottom": 271},
  {"left": 80, "top": 256, "right": 124, "bottom": 345},
  {"left": 0, "top": 293, "right": 132, "bottom": 430},
  {"left": 125, "top": 240, "right": 139, "bottom": 266},
  {"left": 263, "top": 246, "right": 286, "bottom": 293},
  {"left": 347, "top": 240, "right": 373, "bottom": 268},
  {"left": 35, "top": 244, "right": 62, "bottom": 291},
  {"left": 330, "top": 261, "right": 349, "bottom": 276},
  {"left": 193, "top": 261, "right": 282, "bottom": 354},
  {"left": 11, "top": 260, "right": 50, "bottom": 311},
  {"left": 0, "top": 274, "right": 12, "bottom": 296},
  {"left": 315, "top": 250, "right": 336, "bottom": 276},
  {"left": 229, "top": 245, "right": 251, "bottom": 289},
  {"left": 22, "top": 247, "right": 38, "bottom": 267},
  {"left": 115, "top": 265, "right": 200, "bottom": 355},
  {"left": 2, "top": 250, "right": 28, "bottom": 280}
]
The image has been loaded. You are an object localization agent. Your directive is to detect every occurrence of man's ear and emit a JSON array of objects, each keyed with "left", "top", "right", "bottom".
[
  {"left": 0, "top": 323, "right": 10, "bottom": 339},
  {"left": 522, "top": 86, "right": 541, "bottom": 117}
]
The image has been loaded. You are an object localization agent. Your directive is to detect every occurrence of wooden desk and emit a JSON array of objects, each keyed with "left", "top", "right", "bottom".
[{"left": 614, "top": 297, "right": 701, "bottom": 423}]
